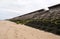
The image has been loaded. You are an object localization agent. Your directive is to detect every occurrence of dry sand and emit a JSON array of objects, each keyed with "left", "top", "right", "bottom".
[{"left": 0, "top": 21, "right": 60, "bottom": 39}]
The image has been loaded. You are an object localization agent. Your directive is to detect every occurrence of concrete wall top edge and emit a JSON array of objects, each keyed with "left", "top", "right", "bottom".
[{"left": 48, "top": 4, "right": 60, "bottom": 9}]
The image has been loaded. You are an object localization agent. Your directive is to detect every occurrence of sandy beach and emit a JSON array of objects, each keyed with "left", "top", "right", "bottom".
[{"left": 0, "top": 21, "right": 60, "bottom": 39}]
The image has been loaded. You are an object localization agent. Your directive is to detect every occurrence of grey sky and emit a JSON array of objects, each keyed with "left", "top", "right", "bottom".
[{"left": 0, "top": 0, "right": 60, "bottom": 20}]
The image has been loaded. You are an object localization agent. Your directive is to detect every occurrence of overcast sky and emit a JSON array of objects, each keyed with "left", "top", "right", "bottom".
[{"left": 0, "top": 0, "right": 60, "bottom": 20}]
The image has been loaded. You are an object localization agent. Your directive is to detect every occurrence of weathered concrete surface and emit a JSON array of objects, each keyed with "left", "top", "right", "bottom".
[{"left": 0, "top": 21, "right": 60, "bottom": 39}]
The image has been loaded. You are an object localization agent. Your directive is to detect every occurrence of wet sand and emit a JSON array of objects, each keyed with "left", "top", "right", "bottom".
[{"left": 0, "top": 21, "right": 60, "bottom": 39}]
